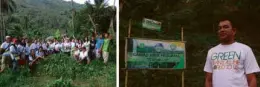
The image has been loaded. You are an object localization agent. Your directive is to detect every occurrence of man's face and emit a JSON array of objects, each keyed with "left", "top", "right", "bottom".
[
  {"left": 218, "top": 20, "right": 236, "bottom": 42},
  {"left": 6, "top": 38, "right": 11, "bottom": 43},
  {"left": 25, "top": 39, "right": 28, "bottom": 42},
  {"left": 34, "top": 40, "right": 37, "bottom": 43},
  {"left": 104, "top": 33, "right": 108, "bottom": 38}
]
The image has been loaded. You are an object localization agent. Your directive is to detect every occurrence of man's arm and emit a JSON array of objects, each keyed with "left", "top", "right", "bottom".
[
  {"left": 205, "top": 72, "right": 212, "bottom": 87},
  {"left": 247, "top": 73, "right": 257, "bottom": 87},
  {"left": 244, "top": 47, "right": 260, "bottom": 87}
]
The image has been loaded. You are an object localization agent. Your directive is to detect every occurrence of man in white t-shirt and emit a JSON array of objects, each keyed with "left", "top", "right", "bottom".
[
  {"left": 0, "top": 36, "right": 11, "bottom": 54},
  {"left": 204, "top": 18, "right": 260, "bottom": 87},
  {"left": 0, "top": 36, "right": 12, "bottom": 72}
]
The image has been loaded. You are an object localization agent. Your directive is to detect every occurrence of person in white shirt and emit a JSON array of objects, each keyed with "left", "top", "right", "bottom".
[
  {"left": 30, "top": 46, "right": 45, "bottom": 66},
  {"left": 30, "top": 39, "right": 38, "bottom": 52},
  {"left": 18, "top": 39, "right": 26, "bottom": 61},
  {"left": 54, "top": 39, "right": 61, "bottom": 53},
  {"left": 204, "top": 18, "right": 260, "bottom": 87},
  {"left": 83, "top": 37, "right": 90, "bottom": 51},
  {"left": 41, "top": 41, "right": 48, "bottom": 56},
  {"left": 0, "top": 36, "right": 11, "bottom": 55},
  {"left": 78, "top": 47, "right": 89, "bottom": 64},
  {"left": 72, "top": 46, "right": 80, "bottom": 60},
  {"left": 29, "top": 39, "right": 39, "bottom": 60},
  {"left": 71, "top": 39, "right": 76, "bottom": 49},
  {"left": 49, "top": 40, "right": 56, "bottom": 54},
  {"left": 0, "top": 36, "right": 12, "bottom": 72},
  {"left": 77, "top": 40, "right": 83, "bottom": 49},
  {"left": 9, "top": 38, "right": 21, "bottom": 72},
  {"left": 62, "top": 38, "right": 71, "bottom": 56}
]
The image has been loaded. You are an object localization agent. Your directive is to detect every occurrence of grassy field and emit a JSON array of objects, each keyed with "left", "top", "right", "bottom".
[{"left": 0, "top": 53, "right": 116, "bottom": 87}]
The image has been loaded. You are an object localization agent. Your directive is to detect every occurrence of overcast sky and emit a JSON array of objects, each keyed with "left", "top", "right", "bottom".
[{"left": 63, "top": 0, "right": 118, "bottom": 7}]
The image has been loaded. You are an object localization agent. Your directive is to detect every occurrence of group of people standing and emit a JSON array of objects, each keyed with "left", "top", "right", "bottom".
[{"left": 0, "top": 32, "right": 112, "bottom": 73}]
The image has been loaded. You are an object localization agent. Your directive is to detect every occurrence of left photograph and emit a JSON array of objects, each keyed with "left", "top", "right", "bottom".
[{"left": 0, "top": 0, "right": 117, "bottom": 87}]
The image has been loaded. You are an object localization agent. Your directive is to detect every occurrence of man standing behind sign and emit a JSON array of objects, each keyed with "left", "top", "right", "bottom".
[{"left": 204, "top": 18, "right": 260, "bottom": 87}]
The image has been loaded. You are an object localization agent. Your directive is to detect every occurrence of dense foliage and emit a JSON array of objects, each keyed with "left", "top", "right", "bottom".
[
  {"left": 0, "top": 53, "right": 116, "bottom": 87},
  {"left": 120, "top": 0, "right": 260, "bottom": 87}
]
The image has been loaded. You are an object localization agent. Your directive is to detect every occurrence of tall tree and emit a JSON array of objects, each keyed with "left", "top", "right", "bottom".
[{"left": 0, "top": 0, "right": 16, "bottom": 42}]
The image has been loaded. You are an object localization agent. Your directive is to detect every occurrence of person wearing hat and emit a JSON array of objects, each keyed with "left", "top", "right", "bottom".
[{"left": 78, "top": 47, "right": 89, "bottom": 64}]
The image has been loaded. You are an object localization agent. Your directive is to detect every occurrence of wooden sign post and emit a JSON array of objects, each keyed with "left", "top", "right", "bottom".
[
  {"left": 125, "top": 18, "right": 132, "bottom": 87},
  {"left": 181, "top": 27, "right": 185, "bottom": 87}
]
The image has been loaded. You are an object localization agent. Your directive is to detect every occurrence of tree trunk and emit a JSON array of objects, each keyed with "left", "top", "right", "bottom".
[
  {"left": 120, "top": 0, "right": 124, "bottom": 12},
  {"left": 0, "top": 13, "right": 5, "bottom": 43},
  {"left": 71, "top": 0, "right": 75, "bottom": 35}
]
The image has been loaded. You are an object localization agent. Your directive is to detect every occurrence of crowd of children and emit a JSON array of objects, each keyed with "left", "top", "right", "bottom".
[{"left": 0, "top": 32, "right": 112, "bottom": 72}]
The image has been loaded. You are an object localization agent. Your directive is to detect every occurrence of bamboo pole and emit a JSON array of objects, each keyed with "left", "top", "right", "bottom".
[
  {"left": 125, "top": 18, "right": 132, "bottom": 87},
  {"left": 181, "top": 27, "right": 184, "bottom": 87}
]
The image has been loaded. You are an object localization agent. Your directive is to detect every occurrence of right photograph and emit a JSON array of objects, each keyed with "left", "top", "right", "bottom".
[{"left": 119, "top": 0, "right": 260, "bottom": 87}]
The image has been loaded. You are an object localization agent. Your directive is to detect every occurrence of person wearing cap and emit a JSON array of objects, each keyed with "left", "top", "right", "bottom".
[
  {"left": 9, "top": 38, "right": 21, "bottom": 72},
  {"left": 101, "top": 33, "right": 112, "bottom": 64},
  {"left": 78, "top": 47, "right": 89, "bottom": 64}
]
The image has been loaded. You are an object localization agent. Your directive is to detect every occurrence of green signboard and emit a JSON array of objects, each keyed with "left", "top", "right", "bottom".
[
  {"left": 127, "top": 38, "right": 186, "bottom": 69},
  {"left": 142, "top": 18, "right": 161, "bottom": 31}
]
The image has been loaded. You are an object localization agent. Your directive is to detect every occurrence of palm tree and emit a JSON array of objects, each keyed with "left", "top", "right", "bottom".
[
  {"left": 0, "top": 0, "right": 16, "bottom": 42},
  {"left": 86, "top": 0, "right": 116, "bottom": 33}
]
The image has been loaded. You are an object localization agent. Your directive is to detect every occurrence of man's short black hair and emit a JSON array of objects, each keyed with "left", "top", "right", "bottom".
[{"left": 218, "top": 16, "right": 236, "bottom": 28}]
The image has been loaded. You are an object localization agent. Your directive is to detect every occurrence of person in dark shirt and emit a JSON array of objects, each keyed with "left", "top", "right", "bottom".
[{"left": 88, "top": 36, "right": 96, "bottom": 60}]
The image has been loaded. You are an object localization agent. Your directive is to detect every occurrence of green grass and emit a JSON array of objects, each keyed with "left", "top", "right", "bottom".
[{"left": 0, "top": 53, "right": 116, "bottom": 87}]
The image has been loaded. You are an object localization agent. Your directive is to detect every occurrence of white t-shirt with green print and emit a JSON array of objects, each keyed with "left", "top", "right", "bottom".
[{"left": 204, "top": 42, "right": 260, "bottom": 87}]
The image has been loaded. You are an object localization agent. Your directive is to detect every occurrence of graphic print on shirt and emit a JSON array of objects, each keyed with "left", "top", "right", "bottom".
[{"left": 211, "top": 51, "right": 241, "bottom": 71}]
